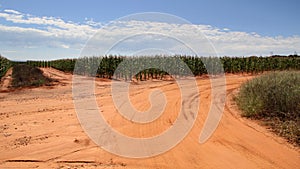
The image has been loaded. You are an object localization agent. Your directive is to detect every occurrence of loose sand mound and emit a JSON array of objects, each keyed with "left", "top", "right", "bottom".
[{"left": 0, "top": 68, "right": 298, "bottom": 169}]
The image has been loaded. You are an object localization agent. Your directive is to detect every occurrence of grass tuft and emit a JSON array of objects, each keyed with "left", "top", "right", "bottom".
[{"left": 236, "top": 71, "right": 300, "bottom": 146}]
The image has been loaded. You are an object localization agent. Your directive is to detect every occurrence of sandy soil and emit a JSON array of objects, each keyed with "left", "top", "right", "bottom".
[{"left": 0, "top": 68, "right": 299, "bottom": 169}]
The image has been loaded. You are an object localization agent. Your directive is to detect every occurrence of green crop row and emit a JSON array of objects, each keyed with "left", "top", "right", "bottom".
[
  {"left": 0, "top": 55, "right": 12, "bottom": 79},
  {"left": 26, "top": 55, "right": 300, "bottom": 81}
]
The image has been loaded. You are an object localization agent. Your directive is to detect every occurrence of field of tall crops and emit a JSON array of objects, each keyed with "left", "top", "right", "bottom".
[
  {"left": 1, "top": 55, "right": 299, "bottom": 81},
  {"left": 24, "top": 55, "right": 300, "bottom": 81}
]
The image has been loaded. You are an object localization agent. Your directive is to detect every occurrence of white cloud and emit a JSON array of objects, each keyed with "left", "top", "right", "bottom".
[
  {"left": 0, "top": 9, "right": 99, "bottom": 52},
  {"left": 85, "top": 18, "right": 103, "bottom": 27},
  {"left": 0, "top": 9, "right": 299, "bottom": 60},
  {"left": 223, "top": 28, "right": 230, "bottom": 31},
  {"left": 83, "top": 20, "right": 300, "bottom": 56},
  {"left": 61, "top": 44, "right": 70, "bottom": 49},
  {"left": 3, "top": 9, "right": 22, "bottom": 15},
  {"left": 0, "top": 9, "right": 98, "bottom": 37}
]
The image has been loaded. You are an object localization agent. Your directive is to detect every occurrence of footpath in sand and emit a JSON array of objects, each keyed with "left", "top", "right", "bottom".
[{"left": 0, "top": 68, "right": 299, "bottom": 169}]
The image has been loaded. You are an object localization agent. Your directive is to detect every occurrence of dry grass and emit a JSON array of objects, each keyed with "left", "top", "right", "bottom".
[{"left": 236, "top": 71, "right": 300, "bottom": 146}]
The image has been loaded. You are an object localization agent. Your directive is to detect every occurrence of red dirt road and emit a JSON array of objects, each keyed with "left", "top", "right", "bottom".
[{"left": 0, "top": 68, "right": 299, "bottom": 168}]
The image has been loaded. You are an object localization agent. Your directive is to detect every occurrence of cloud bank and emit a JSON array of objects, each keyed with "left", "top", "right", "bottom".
[{"left": 0, "top": 9, "right": 299, "bottom": 60}]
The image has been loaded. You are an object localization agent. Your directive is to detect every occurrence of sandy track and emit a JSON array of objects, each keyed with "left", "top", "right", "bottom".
[{"left": 0, "top": 68, "right": 299, "bottom": 169}]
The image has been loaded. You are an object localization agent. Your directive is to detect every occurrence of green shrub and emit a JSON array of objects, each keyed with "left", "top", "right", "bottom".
[
  {"left": 12, "top": 64, "right": 52, "bottom": 87},
  {"left": 0, "top": 55, "right": 12, "bottom": 79},
  {"left": 236, "top": 71, "right": 300, "bottom": 145}
]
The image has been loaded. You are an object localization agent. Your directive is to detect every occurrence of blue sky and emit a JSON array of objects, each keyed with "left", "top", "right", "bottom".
[{"left": 0, "top": 0, "right": 299, "bottom": 60}]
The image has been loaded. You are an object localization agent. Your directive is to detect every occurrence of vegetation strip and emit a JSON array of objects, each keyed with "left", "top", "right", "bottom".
[
  {"left": 25, "top": 55, "right": 299, "bottom": 81},
  {"left": 11, "top": 64, "right": 53, "bottom": 87},
  {"left": 235, "top": 71, "right": 300, "bottom": 146},
  {"left": 2, "top": 55, "right": 299, "bottom": 81},
  {"left": 0, "top": 55, "right": 12, "bottom": 79}
]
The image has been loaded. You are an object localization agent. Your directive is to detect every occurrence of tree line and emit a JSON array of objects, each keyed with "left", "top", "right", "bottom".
[
  {"left": 0, "top": 55, "right": 12, "bottom": 79},
  {"left": 1, "top": 55, "right": 299, "bottom": 81}
]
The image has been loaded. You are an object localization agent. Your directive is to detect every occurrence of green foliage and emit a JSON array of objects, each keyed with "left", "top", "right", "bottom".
[
  {"left": 0, "top": 55, "right": 12, "bottom": 79},
  {"left": 23, "top": 55, "right": 300, "bottom": 81},
  {"left": 236, "top": 71, "right": 300, "bottom": 145},
  {"left": 12, "top": 64, "right": 52, "bottom": 87}
]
